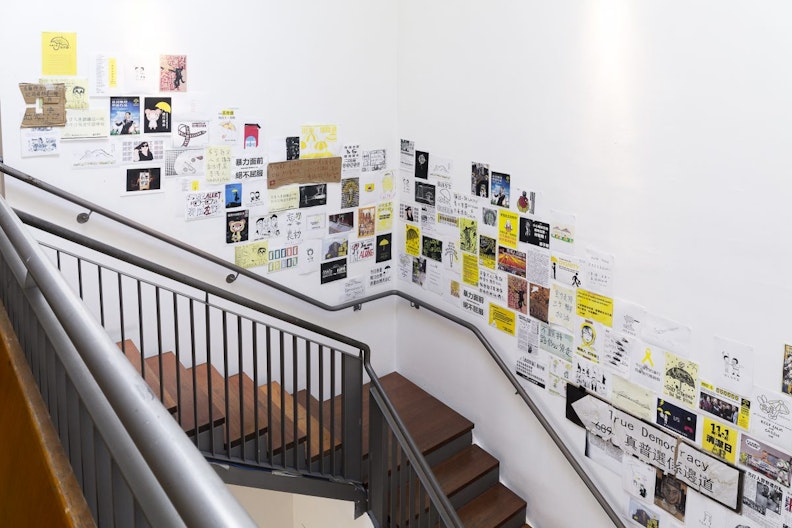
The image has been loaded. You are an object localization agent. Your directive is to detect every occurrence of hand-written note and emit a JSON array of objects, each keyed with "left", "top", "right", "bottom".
[{"left": 267, "top": 157, "right": 342, "bottom": 189}]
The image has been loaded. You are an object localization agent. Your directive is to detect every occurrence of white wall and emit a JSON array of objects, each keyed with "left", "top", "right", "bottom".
[
  {"left": 395, "top": 1, "right": 792, "bottom": 527},
  {"left": 4, "top": 1, "right": 792, "bottom": 527}
]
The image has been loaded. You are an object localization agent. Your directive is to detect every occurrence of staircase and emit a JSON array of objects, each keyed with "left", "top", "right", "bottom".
[{"left": 119, "top": 341, "right": 529, "bottom": 527}]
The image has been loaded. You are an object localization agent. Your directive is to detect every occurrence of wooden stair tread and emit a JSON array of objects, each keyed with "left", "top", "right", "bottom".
[
  {"left": 270, "top": 385, "right": 334, "bottom": 459},
  {"left": 295, "top": 389, "right": 345, "bottom": 454},
  {"left": 118, "top": 340, "right": 177, "bottom": 413},
  {"left": 378, "top": 372, "right": 474, "bottom": 457},
  {"left": 157, "top": 352, "right": 225, "bottom": 436},
  {"left": 455, "top": 484, "right": 526, "bottom": 528},
  {"left": 431, "top": 444, "right": 499, "bottom": 498}
]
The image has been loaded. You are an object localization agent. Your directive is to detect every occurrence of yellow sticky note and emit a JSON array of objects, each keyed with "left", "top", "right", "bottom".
[{"left": 42, "top": 32, "right": 77, "bottom": 76}]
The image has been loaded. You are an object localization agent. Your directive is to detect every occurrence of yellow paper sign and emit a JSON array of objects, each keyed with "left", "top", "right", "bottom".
[
  {"left": 462, "top": 252, "right": 479, "bottom": 286},
  {"left": 405, "top": 224, "right": 421, "bottom": 256},
  {"left": 488, "top": 303, "right": 516, "bottom": 336},
  {"left": 701, "top": 417, "right": 737, "bottom": 464},
  {"left": 576, "top": 288, "right": 614, "bottom": 327},
  {"left": 498, "top": 210, "right": 518, "bottom": 249},
  {"left": 42, "top": 32, "right": 77, "bottom": 76},
  {"left": 235, "top": 241, "right": 269, "bottom": 269}
]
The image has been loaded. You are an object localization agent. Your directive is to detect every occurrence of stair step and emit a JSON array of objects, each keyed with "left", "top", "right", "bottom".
[
  {"left": 195, "top": 363, "right": 304, "bottom": 453},
  {"left": 118, "top": 340, "right": 177, "bottom": 413},
  {"left": 295, "top": 390, "right": 346, "bottom": 457},
  {"left": 377, "top": 372, "right": 474, "bottom": 461},
  {"left": 455, "top": 484, "right": 527, "bottom": 528},
  {"left": 432, "top": 444, "right": 499, "bottom": 508},
  {"left": 157, "top": 352, "right": 225, "bottom": 436}
]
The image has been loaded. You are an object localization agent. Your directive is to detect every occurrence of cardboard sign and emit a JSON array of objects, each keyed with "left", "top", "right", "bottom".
[
  {"left": 267, "top": 157, "right": 342, "bottom": 189},
  {"left": 19, "top": 83, "right": 66, "bottom": 127}
]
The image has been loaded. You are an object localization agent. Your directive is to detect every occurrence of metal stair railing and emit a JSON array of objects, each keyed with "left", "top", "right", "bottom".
[
  {"left": 0, "top": 193, "right": 255, "bottom": 528},
  {"left": 2, "top": 160, "right": 623, "bottom": 527}
]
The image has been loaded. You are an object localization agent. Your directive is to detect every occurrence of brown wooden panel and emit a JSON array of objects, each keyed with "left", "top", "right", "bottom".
[{"left": 0, "top": 304, "right": 94, "bottom": 527}]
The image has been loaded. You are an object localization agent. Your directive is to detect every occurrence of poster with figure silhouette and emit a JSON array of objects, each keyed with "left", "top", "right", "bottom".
[
  {"left": 507, "top": 275, "right": 528, "bottom": 315},
  {"left": 299, "top": 183, "right": 327, "bottom": 208},
  {"left": 159, "top": 54, "right": 187, "bottom": 92},
  {"left": 622, "top": 457, "right": 656, "bottom": 501},
  {"left": 414, "top": 150, "right": 429, "bottom": 179},
  {"left": 225, "top": 183, "right": 243, "bottom": 208},
  {"left": 519, "top": 217, "right": 550, "bottom": 248}
]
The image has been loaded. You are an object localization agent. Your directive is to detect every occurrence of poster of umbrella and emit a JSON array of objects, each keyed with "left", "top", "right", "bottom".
[{"left": 663, "top": 351, "right": 699, "bottom": 408}]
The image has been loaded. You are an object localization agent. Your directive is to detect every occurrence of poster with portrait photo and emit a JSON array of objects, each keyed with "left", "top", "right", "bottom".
[
  {"left": 490, "top": 171, "right": 510, "bottom": 208},
  {"left": 519, "top": 217, "right": 550, "bottom": 249},
  {"left": 414, "top": 150, "right": 429, "bottom": 179},
  {"left": 125, "top": 167, "right": 161, "bottom": 194},
  {"left": 654, "top": 470, "right": 687, "bottom": 522},
  {"left": 110, "top": 96, "right": 141, "bottom": 136},
  {"left": 471, "top": 161, "right": 489, "bottom": 198},
  {"left": 122, "top": 139, "right": 164, "bottom": 164}
]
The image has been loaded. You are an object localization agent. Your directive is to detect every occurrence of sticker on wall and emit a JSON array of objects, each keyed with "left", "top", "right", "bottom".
[
  {"left": 405, "top": 224, "right": 421, "bottom": 256},
  {"left": 549, "top": 210, "right": 576, "bottom": 253},
  {"left": 498, "top": 210, "right": 518, "bottom": 249},
  {"left": 400, "top": 139, "right": 415, "bottom": 171},
  {"left": 663, "top": 351, "right": 699, "bottom": 409},
  {"left": 701, "top": 417, "right": 738, "bottom": 464},
  {"left": 519, "top": 217, "right": 549, "bottom": 249}
]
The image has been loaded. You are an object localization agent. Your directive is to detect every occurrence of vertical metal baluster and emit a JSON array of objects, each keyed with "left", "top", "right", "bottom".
[
  {"left": 318, "top": 344, "right": 325, "bottom": 475},
  {"left": 80, "top": 407, "right": 98, "bottom": 521},
  {"left": 266, "top": 325, "right": 273, "bottom": 465},
  {"left": 292, "top": 334, "right": 299, "bottom": 469},
  {"left": 173, "top": 293, "right": 182, "bottom": 426},
  {"left": 389, "top": 429, "right": 399, "bottom": 525},
  {"left": 77, "top": 257, "right": 83, "bottom": 299},
  {"left": 155, "top": 286, "right": 164, "bottom": 404},
  {"left": 219, "top": 309, "right": 229, "bottom": 459},
  {"left": 97, "top": 266, "right": 105, "bottom": 327},
  {"left": 305, "top": 339, "right": 312, "bottom": 471},
  {"left": 330, "top": 349, "right": 336, "bottom": 476},
  {"left": 95, "top": 429, "right": 113, "bottom": 527},
  {"left": 206, "top": 302, "right": 215, "bottom": 454},
  {"left": 253, "top": 323, "right": 260, "bottom": 464},
  {"left": 237, "top": 315, "right": 244, "bottom": 461},
  {"left": 117, "top": 273, "right": 125, "bottom": 351},
  {"left": 136, "top": 280, "right": 145, "bottom": 382},
  {"left": 189, "top": 299, "right": 198, "bottom": 441},
  {"left": 279, "top": 330, "right": 286, "bottom": 468}
]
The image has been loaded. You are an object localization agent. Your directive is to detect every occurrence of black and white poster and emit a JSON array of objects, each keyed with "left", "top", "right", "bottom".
[{"left": 320, "top": 258, "right": 348, "bottom": 284}]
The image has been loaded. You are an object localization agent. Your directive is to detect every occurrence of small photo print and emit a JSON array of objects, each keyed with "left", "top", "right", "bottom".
[{"left": 125, "top": 167, "right": 161, "bottom": 193}]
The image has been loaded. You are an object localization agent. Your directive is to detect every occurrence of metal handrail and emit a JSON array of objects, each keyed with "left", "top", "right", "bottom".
[
  {"left": 18, "top": 209, "right": 462, "bottom": 526},
  {"left": 0, "top": 193, "right": 255, "bottom": 527},
  {"left": 2, "top": 161, "right": 624, "bottom": 527}
]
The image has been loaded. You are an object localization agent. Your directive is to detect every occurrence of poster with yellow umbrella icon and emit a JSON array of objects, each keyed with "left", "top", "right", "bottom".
[{"left": 143, "top": 97, "right": 172, "bottom": 133}]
